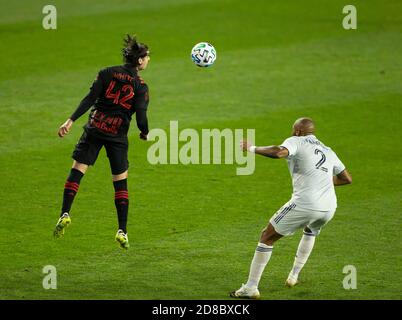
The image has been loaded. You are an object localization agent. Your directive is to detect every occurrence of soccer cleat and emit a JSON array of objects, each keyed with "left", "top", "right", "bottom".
[
  {"left": 53, "top": 213, "right": 71, "bottom": 238},
  {"left": 115, "top": 229, "right": 129, "bottom": 250},
  {"left": 285, "top": 273, "right": 299, "bottom": 287},
  {"left": 230, "top": 284, "right": 260, "bottom": 299}
]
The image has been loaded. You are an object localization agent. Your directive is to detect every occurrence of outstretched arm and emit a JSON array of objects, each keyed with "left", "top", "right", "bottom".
[
  {"left": 58, "top": 72, "right": 103, "bottom": 138},
  {"left": 333, "top": 169, "right": 352, "bottom": 186},
  {"left": 240, "top": 140, "right": 289, "bottom": 159}
]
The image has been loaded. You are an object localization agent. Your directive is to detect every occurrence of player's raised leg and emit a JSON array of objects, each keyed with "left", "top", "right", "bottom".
[
  {"left": 112, "top": 171, "right": 129, "bottom": 249},
  {"left": 230, "top": 223, "right": 282, "bottom": 299},
  {"left": 54, "top": 161, "right": 88, "bottom": 238}
]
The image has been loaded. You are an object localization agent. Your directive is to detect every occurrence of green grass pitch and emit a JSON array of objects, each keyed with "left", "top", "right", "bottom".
[{"left": 0, "top": 0, "right": 401, "bottom": 299}]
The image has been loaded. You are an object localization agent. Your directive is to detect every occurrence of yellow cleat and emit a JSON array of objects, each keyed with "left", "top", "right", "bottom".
[
  {"left": 53, "top": 213, "right": 71, "bottom": 238},
  {"left": 115, "top": 229, "right": 129, "bottom": 250}
]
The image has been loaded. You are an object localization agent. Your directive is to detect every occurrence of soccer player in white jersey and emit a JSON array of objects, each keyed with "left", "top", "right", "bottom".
[{"left": 230, "top": 117, "right": 352, "bottom": 299}]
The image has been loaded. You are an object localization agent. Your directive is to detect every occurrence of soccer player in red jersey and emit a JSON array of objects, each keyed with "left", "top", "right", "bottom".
[{"left": 54, "top": 35, "right": 151, "bottom": 249}]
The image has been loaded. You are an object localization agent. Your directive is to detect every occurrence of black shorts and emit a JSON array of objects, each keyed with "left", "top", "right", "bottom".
[{"left": 72, "top": 130, "right": 129, "bottom": 175}]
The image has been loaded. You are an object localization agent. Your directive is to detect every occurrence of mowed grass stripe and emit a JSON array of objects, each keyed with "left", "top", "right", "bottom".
[{"left": 1, "top": 30, "right": 401, "bottom": 154}]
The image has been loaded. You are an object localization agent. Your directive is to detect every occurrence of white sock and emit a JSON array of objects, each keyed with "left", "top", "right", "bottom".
[
  {"left": 245, "top": 242, "right": 273, "bottom": 288},
  {"left": 289, "top": 233, "right": 316, "bottom": 279}
]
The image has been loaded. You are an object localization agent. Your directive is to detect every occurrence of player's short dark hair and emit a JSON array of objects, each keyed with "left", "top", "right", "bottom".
[{"left": 122, "top": 34, "right": 149, "bottom": 66}]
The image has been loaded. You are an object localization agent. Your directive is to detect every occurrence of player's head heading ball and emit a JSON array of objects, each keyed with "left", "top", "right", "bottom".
[{"left": 122, "top": 34, "right": 150, "bottom": 70}]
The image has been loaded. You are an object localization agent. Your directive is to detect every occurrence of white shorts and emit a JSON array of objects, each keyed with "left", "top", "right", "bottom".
[{"left": 269, "top": 201, "right": 335, "bottom": 236}]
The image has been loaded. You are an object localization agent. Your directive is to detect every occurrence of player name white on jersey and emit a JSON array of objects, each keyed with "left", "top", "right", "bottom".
[{"left": 280, "top": 135, "right": 345, "bottom": 211}]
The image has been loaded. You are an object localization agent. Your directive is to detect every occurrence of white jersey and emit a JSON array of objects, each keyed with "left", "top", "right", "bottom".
[{"left": 280, "top": 135, "right": 345, "bottom": 211}]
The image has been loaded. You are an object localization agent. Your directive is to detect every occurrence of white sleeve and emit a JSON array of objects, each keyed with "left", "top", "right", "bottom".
[
  {"left": 280, "top": 136, "right": 299, "bottom": 157},
  {"left": 332, "top": 152, "right": 346, "bottom": 175}
]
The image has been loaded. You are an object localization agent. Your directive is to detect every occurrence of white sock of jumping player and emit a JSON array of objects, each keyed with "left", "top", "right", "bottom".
[{"left": 245, "top": 242, "right": 273, "bottom": 288}]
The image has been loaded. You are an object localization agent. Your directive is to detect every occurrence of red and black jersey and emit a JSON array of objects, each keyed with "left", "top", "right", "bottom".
[{"left": 70, "top": 64, "right": 149, "bottom": 140}]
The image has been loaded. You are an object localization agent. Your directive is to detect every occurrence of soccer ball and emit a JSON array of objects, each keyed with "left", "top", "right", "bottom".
[{"left": 191, "top": 42, "right": 217, "bottom": 67}]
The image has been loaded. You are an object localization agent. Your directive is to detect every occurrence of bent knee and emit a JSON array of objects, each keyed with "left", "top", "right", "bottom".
[
  {"left": 72, "top": 161, "right": 88, "bottom": 174},
  {"left": 260, "top": 224, "right": 282, "bottom": 245},
  {"left": 112, "top": 170, "right": 128, "bottom": 181}
]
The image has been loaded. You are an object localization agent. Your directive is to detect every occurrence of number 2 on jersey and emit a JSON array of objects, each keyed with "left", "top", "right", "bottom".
[
  {"left": 105, "top": 80, "right": 134, "bottom": 109},
  {"left": 314, "top": 149, "right": 328, "bottom": 172}
]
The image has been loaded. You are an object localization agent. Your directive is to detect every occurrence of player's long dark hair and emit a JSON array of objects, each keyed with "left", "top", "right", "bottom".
[{"left": 122, "top": 34, "right": 149, "bottom": 66}]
